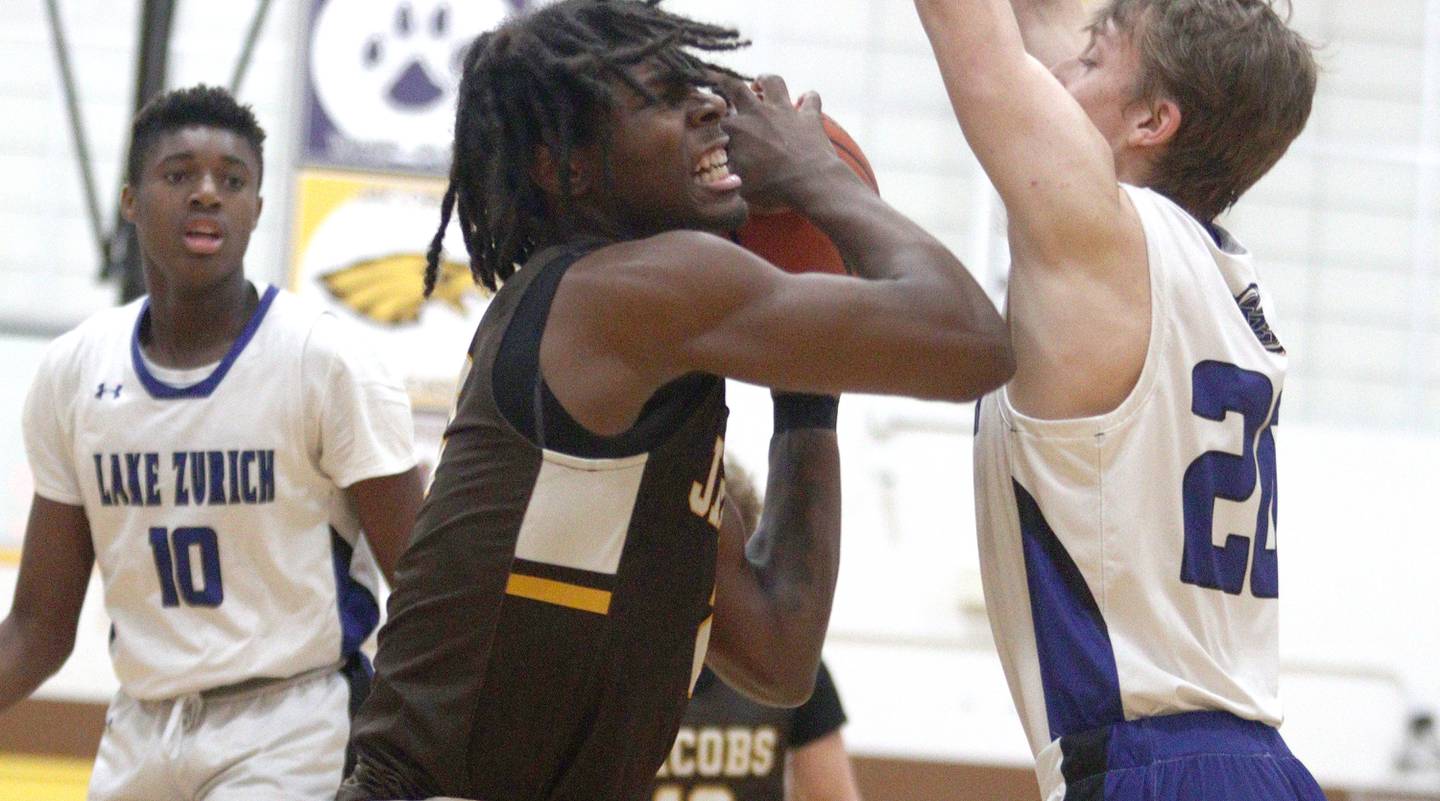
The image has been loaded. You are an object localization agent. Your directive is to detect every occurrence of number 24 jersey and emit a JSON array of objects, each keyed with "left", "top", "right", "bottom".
[{"left": 973, "top": 186, "right": 1288, "bottom": 767}]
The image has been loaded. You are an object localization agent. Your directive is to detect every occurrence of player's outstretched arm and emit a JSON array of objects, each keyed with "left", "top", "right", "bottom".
[
  {"left": 1007, "top": 0, "right": 1090, "bottom": 70},
  {"left": 0, "top": 497, "right": 93, "bottom": 713},
  {"left": 706, "top": 409, "right": 839, "bottom": 707},
  {"left": 347, "top": 467, "right": 425, "bottom": 586},
  {"left": 912, "top": 0, "right": 1133, "bottom": 265}
]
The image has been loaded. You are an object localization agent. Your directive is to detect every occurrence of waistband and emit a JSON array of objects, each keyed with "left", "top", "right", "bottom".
[
  {"left": 1047, "top": 711, "right": 1293, "bottom": 796},
  {"left": 129, "top": 661, "right": 343, "bottom": 709}
]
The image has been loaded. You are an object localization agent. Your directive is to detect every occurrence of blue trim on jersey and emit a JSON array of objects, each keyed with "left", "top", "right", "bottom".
[
  {"left": 330, "top": 530, "right": 380, "bottom": 659},
  {"left": 1058, "top": 711, "right": 1325, "bottom": 801},
  {"left": 130, "top": 284, "right": 279, "bottom": 400},
  {"left": 1013, "top": 479, "right": 1124, "bottom": 741}
]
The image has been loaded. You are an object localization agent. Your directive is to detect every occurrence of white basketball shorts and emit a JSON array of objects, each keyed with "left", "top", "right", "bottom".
[{"left": 88, "top": 666, "right": 352, "bottom": 801}]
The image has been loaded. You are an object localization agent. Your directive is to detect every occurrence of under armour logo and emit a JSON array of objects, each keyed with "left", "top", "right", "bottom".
[{"left": 95, "top": 383, "right": 122, "bottom": 400}]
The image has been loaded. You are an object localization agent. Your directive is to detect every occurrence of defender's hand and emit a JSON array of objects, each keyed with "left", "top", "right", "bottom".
[{"left": 718, "top": 75, "right": 844, "bottom": 210}]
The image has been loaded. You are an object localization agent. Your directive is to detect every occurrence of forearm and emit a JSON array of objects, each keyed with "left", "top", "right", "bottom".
[
  {"left": 1005, "top": 0, "right": 1090, "bottom": 65},
  {"left": 788, "top": 162, "right": 1008, "bottom": 362},
  {"left": 787, "top": 162, "right": 962, "bottom": 286},
  {"left": 743, "top": 428, "right": 842, "bottom": 690},
  {"left": 915, "top": 0, "right": 1035, "bottom": 115},
  {"left": 0, "top": 615, "right": 72, "bottom": 713}
]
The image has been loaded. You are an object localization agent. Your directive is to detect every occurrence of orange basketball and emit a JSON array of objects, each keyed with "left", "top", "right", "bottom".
[{"left": 733, "top": 114, "right": 879, "bottom": 275}]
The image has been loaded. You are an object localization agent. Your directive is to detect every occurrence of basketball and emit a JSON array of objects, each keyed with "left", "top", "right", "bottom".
[{"left": 733, "top": 114, "right": 879, "bottom": 275}]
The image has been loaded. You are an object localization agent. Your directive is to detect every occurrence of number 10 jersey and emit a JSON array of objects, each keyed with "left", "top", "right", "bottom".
[
  {"left": 22, "top": 285, "right": 417, "bottom": 700},
  {"left": 973, "top": 186, "right": 1288, "bottom": 772}
]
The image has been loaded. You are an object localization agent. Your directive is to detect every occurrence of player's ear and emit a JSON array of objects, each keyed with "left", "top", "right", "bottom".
[
  {"left": 1129, "top": 95, "right": 1181, "bottom": 151},
  {"left": 531, "top": 144, "right": 596, "bottom": 199},
  {"left": 120, "top": 184, "right": 137, "bottom": 224}
]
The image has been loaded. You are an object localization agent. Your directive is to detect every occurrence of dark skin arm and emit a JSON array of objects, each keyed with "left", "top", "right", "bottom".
[
  {"left": 542, "top": 75, "right": 1008, "bottom": 704},
  {"left": 545, "top": 76, "right": 1012, "bottom": 436},
  {"left": 0, "top": 497, "right": 94, "bottom": 714},
  {"left": 707, "top": 427, "right": 840, "bottom": 707},
  {"left": 346, "top": 467, "right": 425, "bottom": 587}
]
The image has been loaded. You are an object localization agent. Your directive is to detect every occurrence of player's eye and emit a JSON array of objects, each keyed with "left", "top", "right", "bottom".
[
  {"left": 164, "top": 170, "right": 188, "bottom": 185},
  {"left": 224, "top": 175, "right": 247, "bottom": 191},
  {"left": 661, "top": 84, "right": 692, "bottom": 107}
]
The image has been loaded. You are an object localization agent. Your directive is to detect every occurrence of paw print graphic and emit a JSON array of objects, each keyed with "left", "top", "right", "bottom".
[{"left": 310, "top": 0, "right": 516, "bottom": 162}]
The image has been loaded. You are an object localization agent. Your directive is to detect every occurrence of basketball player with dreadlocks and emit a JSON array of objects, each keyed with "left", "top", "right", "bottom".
[{"left": 338, "top": 1, "right": 1011, "bottom": 800}]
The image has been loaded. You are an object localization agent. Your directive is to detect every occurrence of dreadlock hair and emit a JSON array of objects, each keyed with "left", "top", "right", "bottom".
[
  {"left": 127, "top": 85, "right": 267, "bottom": 188},
  {"left": 424, "top": 0, "right": 748, "bottom": 296}
]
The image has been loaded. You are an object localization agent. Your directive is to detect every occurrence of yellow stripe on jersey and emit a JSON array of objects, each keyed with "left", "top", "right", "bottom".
[
  {"left": 0, "top": 548, "right": 19, "bottom": 567},
  {"left": 505, "top": 574, "right": 612, "bottom": 615}
]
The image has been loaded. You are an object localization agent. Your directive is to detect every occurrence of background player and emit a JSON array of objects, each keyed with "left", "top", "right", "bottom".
[
  {"left": 651, "top": 460, "right": 863, "bottom": 801},
  {"left": 0, "top": 85, "right": 424, "bottom": 800},
  {"left": 912, "top": 0, "right": 1323, "bottom": 798},
  {"left": 340, "top": 1, "right": 1012, "bottom": 799}
]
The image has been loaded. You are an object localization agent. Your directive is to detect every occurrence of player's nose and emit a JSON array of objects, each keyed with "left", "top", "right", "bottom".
[
  {"left": 690, "top": 89, "right": 727, "bottom": 128},
  {"left": 190, "top": 173, "right": 221, "bottom": 208}
]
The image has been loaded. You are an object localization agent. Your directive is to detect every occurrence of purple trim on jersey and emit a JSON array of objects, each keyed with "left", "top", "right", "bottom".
[
  {"left": 1058, "top": 711, "right": 1326, "bottom": 801},
  {"left": 130, "top": 284, "right": 279, "bottom": 400},
  {"left": 1013, "top": 479, "right": 1124, "bottom": 741},
  {"left": 331, "top": 530, "right": 380, "bottom": 659}
]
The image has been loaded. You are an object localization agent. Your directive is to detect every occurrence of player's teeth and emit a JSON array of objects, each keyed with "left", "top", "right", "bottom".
[{"left": 694, "top": 163, "right": 731, "bottom": 185}]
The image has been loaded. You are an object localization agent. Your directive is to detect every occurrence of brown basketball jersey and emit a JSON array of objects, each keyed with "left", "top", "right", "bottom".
[{"left": 341, "top": 241, "right": 729, "bottom": 801}]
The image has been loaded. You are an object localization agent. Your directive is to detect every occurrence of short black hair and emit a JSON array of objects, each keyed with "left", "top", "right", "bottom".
[
  {"left": 425, "top": 0, "right": 747, "bottom": 295},
  {"left": 126, "top": 84, "right": 267, "bottom": 187}
]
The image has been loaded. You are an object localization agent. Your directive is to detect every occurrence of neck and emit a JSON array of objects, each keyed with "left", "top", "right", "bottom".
[
  {"left": 532, "top": 212, "right": 625, "bottom": 253},
  {"left": 142, "top": 268, "right": 257, "bottom": 369}
]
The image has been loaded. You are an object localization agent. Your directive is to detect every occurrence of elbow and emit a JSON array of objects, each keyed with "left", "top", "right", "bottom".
[
  {"left": 715, "top": 634, "right": 823, "bottom": 708},
  {"left": 939, "top": 333, "right": 1016, "bottom": 403},
  {"left": 3, "top": 612, "right": 76, "bottom": 679},
  {"left": 29, "top": 619, "right": 77, "bottom": 673},
  {"left": 745, "top": 661, "right": 818, "bottom": 708},
  {"left": 983, "top": 337, "right": 1018, "bottom": 395}
]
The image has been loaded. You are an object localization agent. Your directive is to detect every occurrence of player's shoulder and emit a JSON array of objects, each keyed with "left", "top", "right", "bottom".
[
  {"left": 283, "top": 292, "right": 399, "bottom": 389},
  {"left": 253, "top": 283, "right": 329, "bottom": 334},
  {"left": 571, "top": 230, "right": 763, "bottom": 302},
  {"left": 37, "top": 297, "right": 145, "bottom": 375},
  {"left": 1122, "top": 184, "right": 1247, "bottom": 252},
  {"left": 582, "top": 230, "right": 740, "bottom": 274},
  {"left": 252, "top": 285, "right": 352, "bottom": 353}
]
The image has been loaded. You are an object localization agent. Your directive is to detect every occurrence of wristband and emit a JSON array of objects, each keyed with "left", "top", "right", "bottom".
[{"left": 772, "top": 391, "right": 840, "bottom": 433}]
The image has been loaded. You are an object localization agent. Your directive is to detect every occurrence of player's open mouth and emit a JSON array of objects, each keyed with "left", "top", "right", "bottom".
[
  {"left": 183, "top": 219, "right": 224, "bottom": 256},
  {"left": 693, "top": 146, "right": 741, "bottom": 191}
]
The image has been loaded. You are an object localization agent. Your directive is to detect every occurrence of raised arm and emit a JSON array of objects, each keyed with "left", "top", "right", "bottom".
[
  {"left": 913, "top": 0, "right": 1158, "bottom": 417},
  {"left": 1008, "top": 0, "right": 1090, "bottom": 69},
  {"left": 705, "top": 402, "right": 839, "bottom": 707},
  {"left": 0, "top": 497, "right": 94, "bottom": 713},
  {"left": 912, "top": 0, "right": 1130, "bottom": 263}
]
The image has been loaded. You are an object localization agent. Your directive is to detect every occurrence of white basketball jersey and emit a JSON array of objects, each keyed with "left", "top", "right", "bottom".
[
  {"left": 23, "top": 285, "right": 416, "bottom": 700},
  {"left": 974, "top": 186, "right": 1288, "bottom": 785}
]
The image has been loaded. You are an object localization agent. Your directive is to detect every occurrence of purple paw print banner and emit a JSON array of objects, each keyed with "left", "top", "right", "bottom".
[{"left": 302, "top": 0, "right": 527, "bottom": 175}]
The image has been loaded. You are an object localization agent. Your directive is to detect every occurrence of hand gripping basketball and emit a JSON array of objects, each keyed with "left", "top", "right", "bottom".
[{"left": 732, "top": 112, "right": 879, "bottom": 276}]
